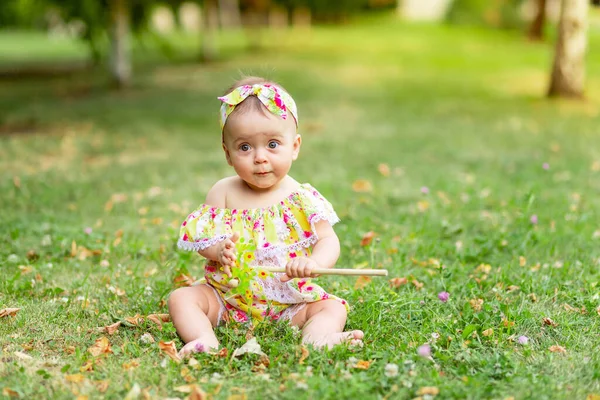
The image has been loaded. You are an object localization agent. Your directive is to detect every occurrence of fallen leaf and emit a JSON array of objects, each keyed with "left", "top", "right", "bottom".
[
  {"left": 298, "top": 346, "right": 309, "bottom": 364},
  {"left": 543, "top": 317, "right": 558, "bottom": 327},
  {"left": 174, "top": 274, "right": 195, "bottom": 287},
  {"left": 124, "top": 314, "right": 145, "bottom": 326},
  {"left": 140, "top": 333, "right": 155, "bottom": 344},
  {"left": 122, "top": 360, "right": 140, "bottom": 370},
  {"left": 80, "top": 361, "right": 94, "bottom": 372},
  {"left": 417, "top": 386, "right": 440, "bottom": 396},
  {"left": 469, "top": 298, "right": 484, "bottom": 312},
  {"left": 14, "top": 351, "right": 32, "bottom": 360},
  {"left": 189, "top": 385, "right": 207, "bottom": 400},
  {"left": 482, "top": 328, "right": 493, "bottom": 337},
  {"left": 389, "top": 277, "right": 408, "bottom": 288},
  {"left": 586, "top": 394, "right": 600, "bottom": 400},
  {"left": 95, "top": 380, "right": 110, "bottom": 393},
  {"left": 65, "top": 373, "right": 86, "bottom": 383},
  {"left": 97, "top": 321, "right": 121, "bottom": 335},
  {"left": 354, "top": 276, "right": 372, "bottom": 290},
  {"left": 596, "top": 306, "right": 600, "bottom": 316},
  {"left": 549, "top": 345, "right": 566, "bottom": 354},
  {"left": 352, "top": 179, "right": 372, "bottom": 193},
  {"left": 88, "top": 337, "right": 113, "bottom": 357},
  {"left": 519, "top": 256, "right": 526, "bottom": 267},
  {"left": 2, "top": 388, "right": 19, "bottom": 398},
  {"left": 411, "top": 279, "right": 424, "bottom": 290},
  {"left": 354, "top": 360, "right": 371, "bottom": 370},
  {"left": 13, "top": 176, "right": 21, "bottom": 188},
  {"left": 506, "top": 285, "right": 520, "bottom": 293},
  {"left": 147, "top": 315, "right": 164, "bottom": 330},
  {"left": 232, "top": 337, "right": 265, "bottom": 358},
  {"left": 360, "top": 231, "right": 376, "bottom": 246},
  {"left": 502, "top": 318, "right": 515, "bottom": 328},
  {"left": 378, "top": 163, "right": 390, "bottom": 177},
  {"left": 158, "top": 341, "right": 181, "bottom": 362},
  {"left": 0, "top": 308, "right": 20, "bottom": 318}
]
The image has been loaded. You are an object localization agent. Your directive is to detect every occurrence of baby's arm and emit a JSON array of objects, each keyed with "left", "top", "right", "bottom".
[
  {"left": 195, "top": 180, "right": 239, "bottom": 276},
  {"left": 308, "top": 220, "right": 340, "bottom": 269}
]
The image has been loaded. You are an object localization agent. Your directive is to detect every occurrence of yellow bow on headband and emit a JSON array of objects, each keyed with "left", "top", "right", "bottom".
[{"left": 218, "top": 83, "right": 298, "bottom": 129}]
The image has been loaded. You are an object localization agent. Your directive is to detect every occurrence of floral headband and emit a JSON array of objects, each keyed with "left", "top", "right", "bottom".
[{"left": 218, "top": 83, "right": 298, "bottom": 129}]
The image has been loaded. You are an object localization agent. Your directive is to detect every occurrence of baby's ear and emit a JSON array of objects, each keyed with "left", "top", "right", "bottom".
[
  {"left": 292, "top": 134, "right": 302, "bottom": 160},
  {"left": 222, "top": 142, "right": 233, "bottom": 166}
]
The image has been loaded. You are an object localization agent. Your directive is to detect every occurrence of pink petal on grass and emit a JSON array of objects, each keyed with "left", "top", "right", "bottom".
[
  {"left": 420, "top": 186, "right": 430, "bottom": 194},
  {"left": 530, "top": 215, "right": 538, "bottom": 225},
  {"left": 517, "top": 335, "right": 529, "bottom": 345}
]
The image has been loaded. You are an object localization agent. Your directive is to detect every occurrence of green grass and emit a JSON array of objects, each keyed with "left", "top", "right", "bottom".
[{"left": 2, "top": 12, "right": 600, "bottom": 399}]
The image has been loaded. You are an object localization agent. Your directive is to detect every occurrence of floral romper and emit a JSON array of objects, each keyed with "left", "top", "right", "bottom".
[{"left": 177, "top": 183, "right": 349, "bottom": 324}]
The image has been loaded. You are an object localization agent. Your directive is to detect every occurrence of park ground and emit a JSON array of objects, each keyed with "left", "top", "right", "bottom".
[{"left": 1, "top": 12, "right": 600, "bottom": 399}]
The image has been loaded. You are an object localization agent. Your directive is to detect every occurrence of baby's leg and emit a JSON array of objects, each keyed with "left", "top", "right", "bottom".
[
  {"left": 168, "top": 284, "right": 221, "bottom": 356},
  {"left": 291, "top": 300, "right": 364, "bottom": 349}
]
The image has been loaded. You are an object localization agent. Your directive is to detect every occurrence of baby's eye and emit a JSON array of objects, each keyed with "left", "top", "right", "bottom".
[
  {"left": 268, "top": 141, "right": 279, "bottom": 149},
  {"left": 240, "top": 144, "right": 250, "bottom": 151}
]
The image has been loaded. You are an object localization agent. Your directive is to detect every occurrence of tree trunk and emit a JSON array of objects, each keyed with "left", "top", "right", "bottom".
[
  {"left": 201, "top": 0, "right": 219, "bottom": 62},
  {"left": 218, "top": 0, "right": 241, "bottom": 29},
  {"left": 548, "top": 0, "right": 588, "bottom": 98},
  {"left": 528, "top": 0, "right": 547, "bottom": 41},
  {"left": 108, "top": 0, "right": 131, "bottom": 88}
]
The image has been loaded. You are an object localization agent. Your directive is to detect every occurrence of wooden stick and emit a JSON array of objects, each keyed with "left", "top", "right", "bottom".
[{"left": 257, "top": 266, "right": 388, "bottom": 276}]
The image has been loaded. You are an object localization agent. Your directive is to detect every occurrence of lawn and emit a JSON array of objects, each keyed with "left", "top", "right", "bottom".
[{"left": 1, "top": 12, "right": 600, "bottom": 399}]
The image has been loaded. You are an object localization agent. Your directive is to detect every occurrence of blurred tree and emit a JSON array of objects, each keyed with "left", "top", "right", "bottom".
[
  {"left": 108, "top": 0, "right": 131, "bottom": 87},
  {"left": 202, "top": 0, "right": 219, "bottom": 61},
  {"left": 548, "top": 0, "right": 588, "bottom": 98},
  {"left": 528, "top": 0, "right": 546, "bottom": 40}
]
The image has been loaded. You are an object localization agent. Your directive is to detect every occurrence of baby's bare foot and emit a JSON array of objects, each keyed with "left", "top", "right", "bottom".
[
  {"left": 178, "top": 338, "right": 218, "bottom": 358},
  {"left": 303, "top": 330, "right": 364, "bottom": 350}
]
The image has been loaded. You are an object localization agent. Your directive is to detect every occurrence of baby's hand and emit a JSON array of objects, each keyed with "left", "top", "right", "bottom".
[
  {"left": 217, "top": 232, "right": 240, "bottom": 277},
  {"left": 280, "top": 257, "right": 319, "bottom": 282}
]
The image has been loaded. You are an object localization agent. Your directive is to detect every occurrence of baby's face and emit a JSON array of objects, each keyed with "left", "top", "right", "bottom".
[{"left": 222, "top": 108, "right": 300, "bottom": 191}]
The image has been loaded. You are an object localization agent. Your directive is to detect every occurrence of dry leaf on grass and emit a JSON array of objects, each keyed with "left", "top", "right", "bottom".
[
  {"left": 158, "top": 340, "right": 181, "bottom": 362},
  {"left": 173, "top": 274, "right": 196, "bottom": 287},
  {"left": 360, "top": 231, "right": 376, "bottom": 246},
  {"left": 549, "top": 345, "right": 567, "bottom": 354},
  {"left": 298, "top": 346, "right": 309, "bottom": 364},
  {"left": 122, "top": 360, "right": 140, "bottom": 370},
  {"left": 65, "top": 374, "right": 86, "bottom": 383},
  {"left": 389, "top": 277, "right": 408, "bottom": 288},
  {"left": 88, "top": 337, "right": 113, "bottom": 357},
  {"left": 354, "top": 276, "right": 372, "bottom": 290},
  {"left": 352, "top": 179, "right": 373, "bottom": 193},
  {"left": 79, "top": 361, "right": 94, "bottom": 372},
  {"left": 542, "top": 317, "right": 558, "bottom": 327},
  {"left": 232, "top": 337, "right": 266, "bottom": 358},
  {"left": 469, "top": 298, "right": 484, "bottom": 312},
  {"left": 482, "top": 329, "right": 494, "bottom": 337},
  {"left": 2, "top": 388, "right": 19, "bottom": 398},
  {"left": 353, "top": 360, "right": 371, "bottom": 370},
  {"left": 124, "top": 314, "right": 145, "bottom": 326},
  {"left": 147, "top": 313, "right": 171, "bottom": 330},
  {"left": 417, "top": 386, "right": 440, "bottom": 396},
  {"left": 0, "top": 308, "right": 20, "bottom": 318},
  {"left": 97, "top": 321, "right": 121, "bottom": 335}
]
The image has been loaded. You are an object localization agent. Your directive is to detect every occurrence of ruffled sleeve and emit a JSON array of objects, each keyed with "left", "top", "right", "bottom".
[
  {"left": 295, "top": 185, "right": 340, "bottom": 229},
  {"left": 177, "top": 205, "right": 232, "bottom": 252}
]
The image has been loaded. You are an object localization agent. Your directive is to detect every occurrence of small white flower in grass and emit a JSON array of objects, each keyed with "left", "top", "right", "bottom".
[
  {"left": 41, "top": 235, "right": 52, "bottom": 247},
  {"left": 384, "top": 363, "right": 399, "bottom": 377},
  {"left": 144, "top": 286, "right": 153, "bottom": 296},
  {"left": 258, "top": 374, "right": 271, "bottom": 381},
  {"left": 210, "top": 373, "right": 224, "bottom": 383},
  {"left": 305, "top": 366, "right": 313, "bottom": 377},
  {"left": 431, "top": 332, "right": 440, "bottom": 341},
  {"left": 417, "top": 344, "right": 431, "bottom": 358},
  {"left": 160, "top": 358, "right": 167, "bottom": 368},
  {"left": 296, "top": 382, "right": 308, "bottom": 390},
  {"left": 7, "top": 254, "right": 19, "bottom": 263},
  {"left": 517, "top": 335, "right": 529, "bottom": 345},
  {"left": 61, "top": 297, "right": 69, "bottom": 303},
  {"left": 76, "top": 296, "right": 86, "bottom": 301},
  {"left": 46, "top": 263, "right": 53, "bottom": 269},
  {"left": 100, "top": 260, "right": 110, "bottom": 268},
  {"left": 140, "top": 333, "right": 154, "bottom": 344}
]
